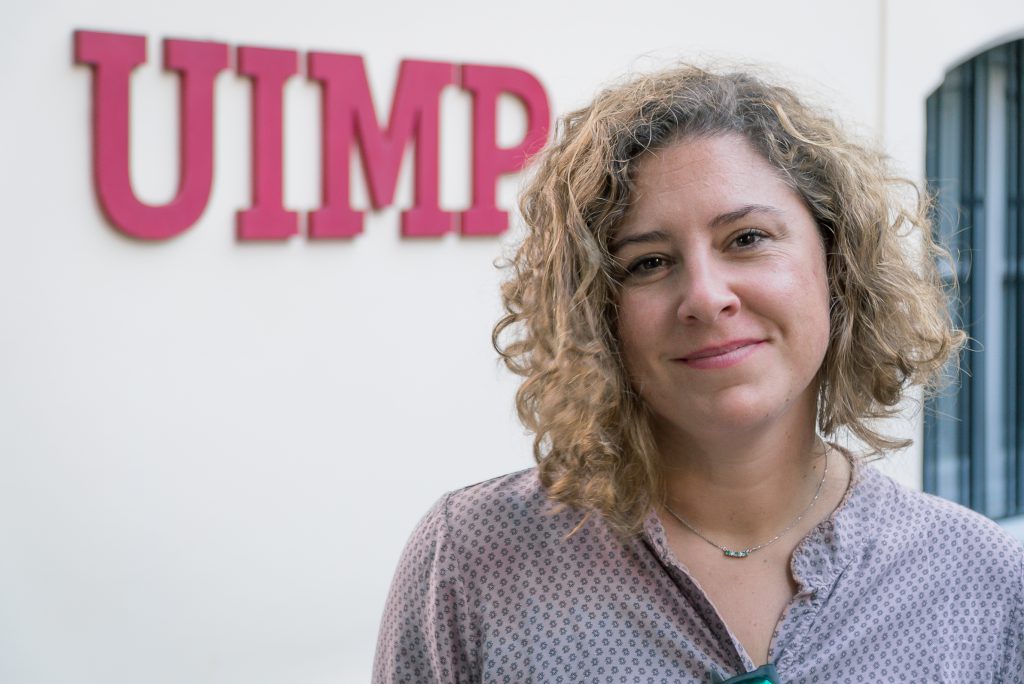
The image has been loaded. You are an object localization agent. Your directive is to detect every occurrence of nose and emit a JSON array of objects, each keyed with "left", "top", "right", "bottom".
[{"left": 676, "top": 257, "right": 741, "bottom": 324}]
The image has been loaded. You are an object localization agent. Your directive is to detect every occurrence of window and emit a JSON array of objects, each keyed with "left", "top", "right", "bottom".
[{"left": 924, "top": 38, "right": 1024, "bottom": 521}]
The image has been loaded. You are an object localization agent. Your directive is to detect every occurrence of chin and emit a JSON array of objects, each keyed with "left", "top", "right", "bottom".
[
  {"left": 693, "top": 408, "right": 778, "bottom": 437},
  {"left": 653, "top": 386, "right": 814, "bottom": 441}
]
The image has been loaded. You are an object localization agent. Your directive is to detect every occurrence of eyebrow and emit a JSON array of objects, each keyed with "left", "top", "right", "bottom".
[
  {"left": 709, "top": 204, "right": 782, "bottom": 228},
  {"left": 609, "top": 229, "right": 671, "bottom": 254},
  {"left": 610, "top": 204, "right": 782, "bottom": 253}
]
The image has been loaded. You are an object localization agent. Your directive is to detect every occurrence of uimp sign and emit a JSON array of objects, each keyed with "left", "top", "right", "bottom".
[{"left": 74, "top": 30, "right": 551, "bottom": 240}]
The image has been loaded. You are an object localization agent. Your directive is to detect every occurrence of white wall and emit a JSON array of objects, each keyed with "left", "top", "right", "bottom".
[
  {"left": 875, "top": 0, "right": 1024, "bottom": 484},
  {"left": 2, "top": 1, "right": 1021, "bottom": 682}
]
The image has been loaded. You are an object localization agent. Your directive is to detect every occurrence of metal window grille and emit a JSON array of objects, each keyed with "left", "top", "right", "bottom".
[{"left": 923, "top": 39, "right": 1024, "bottom": 519}]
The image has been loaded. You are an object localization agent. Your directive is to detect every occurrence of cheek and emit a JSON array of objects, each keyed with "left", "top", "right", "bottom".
[
  {"left": 616, "top": 292, "right": 658, "bottom": 375},
  {"left": 768, "top": 249, "right": 831, "bottom": 359},
  {"left": 615, "top": 306, "right": 642, "bottom": 375},
  {"left": 801, "top": 256, "right": 832, "bottom": 363}
]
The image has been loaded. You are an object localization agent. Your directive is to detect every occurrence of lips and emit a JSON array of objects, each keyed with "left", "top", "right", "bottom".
[
  {"left": 679, "top": 339, "right": 764, "bottom": 361},
  {"left": 673, "top": 339, "right": 766, "bottom": 370}
]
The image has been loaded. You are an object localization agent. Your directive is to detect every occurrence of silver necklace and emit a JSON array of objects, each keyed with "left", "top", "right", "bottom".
[{"left": 663, "top": 447, "right": 830, "bottom": 559}]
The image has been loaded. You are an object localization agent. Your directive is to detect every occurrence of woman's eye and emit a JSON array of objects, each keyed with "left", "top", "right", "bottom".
[
  {"left": 627, "top": 256, "right": 668, "bottom": 274},
  {"left": 733, "top": 229, "right": 767, "bottom": 248}
]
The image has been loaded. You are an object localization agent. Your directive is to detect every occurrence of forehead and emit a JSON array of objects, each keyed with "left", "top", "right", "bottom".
[
  {"left": 617, "top": 133, "right": 805, "bottom": 235},
  {"left": 633, "top": 134, "right": 786, "bottom": 196}
]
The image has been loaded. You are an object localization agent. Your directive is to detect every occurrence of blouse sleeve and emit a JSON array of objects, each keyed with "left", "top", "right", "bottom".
[
  {"left": 372, "top": 493, "right": 480, "bottom": 684},
  {"left": 1002, "top": 550, "right": 1024, "bottom": 681}
]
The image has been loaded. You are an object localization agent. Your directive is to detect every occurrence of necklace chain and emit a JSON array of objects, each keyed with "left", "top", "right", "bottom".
[{"left": 663, "top": 445, "right": 830, "bottom": 559}]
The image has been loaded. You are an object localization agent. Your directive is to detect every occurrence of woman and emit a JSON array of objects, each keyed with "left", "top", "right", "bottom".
[{"left": 373, "top": 65, "right": 1024, "bottom": 683}]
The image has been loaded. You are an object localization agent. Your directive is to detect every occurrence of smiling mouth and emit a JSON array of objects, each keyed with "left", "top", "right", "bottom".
[{"left": 676, "top": 340, "right": 765, "bottom": 369}]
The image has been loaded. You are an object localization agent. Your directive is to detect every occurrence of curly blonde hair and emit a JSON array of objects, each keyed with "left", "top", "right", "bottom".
[{"left": 493, "top": 64, "right": 965, "bottom": 536}]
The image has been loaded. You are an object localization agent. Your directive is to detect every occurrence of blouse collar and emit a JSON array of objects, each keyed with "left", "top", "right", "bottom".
[{"left": 641, "top": 446, "right": 879, "bottom": 593}]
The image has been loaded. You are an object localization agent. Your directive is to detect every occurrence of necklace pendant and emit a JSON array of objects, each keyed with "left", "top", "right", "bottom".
[{"left": 723, "top": 549, "right": 750, "bottom": 558}]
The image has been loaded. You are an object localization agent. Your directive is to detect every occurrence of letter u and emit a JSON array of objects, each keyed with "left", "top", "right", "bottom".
[{"left": 74, "top": 31, "right": 229, "bottom": 240}]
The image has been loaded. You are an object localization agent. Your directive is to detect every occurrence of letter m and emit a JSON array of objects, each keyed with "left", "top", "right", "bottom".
[{"left": 308, "top": 53, "right": 456, "bottom": 237}]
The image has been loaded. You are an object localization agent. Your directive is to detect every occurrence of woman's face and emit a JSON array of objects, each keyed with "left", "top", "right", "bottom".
[{"left": 613, "top": 133, "right": 831, "bottom": 443}]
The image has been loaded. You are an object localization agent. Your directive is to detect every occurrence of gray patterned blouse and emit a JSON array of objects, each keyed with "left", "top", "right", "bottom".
[{"left": 373, "top": 456, "right": 1024, "bottom": 683}]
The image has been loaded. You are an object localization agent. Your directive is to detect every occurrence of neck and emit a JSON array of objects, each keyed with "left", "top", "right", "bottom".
[{"left": 657, "top": 411, "right": 826, "bottom": 546}]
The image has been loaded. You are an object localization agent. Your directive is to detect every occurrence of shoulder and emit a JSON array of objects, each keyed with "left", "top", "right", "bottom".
[
  {"left": 397, "top": 467, "right": 584, "bottom": 562},
  {"left": 433, "top": 467, "right": 590, "bottom": 552},
  {"left": 865, "top": 465, "right": 1022, "bottom": 555},
  {"left": 397, "top": 467, "right": 627, "bottom": 599},
  {"left": 857, "top": 464, "right": 1023, "bottom": 594},
  {"left": 867, "top": 471, "right": 1024, "bottom": 676},
  {"left": 443, "top": 466, "right": 547, "bottom": 520},
  {"left": 374, "top": 470, "right": 553, "bottom": 683}
]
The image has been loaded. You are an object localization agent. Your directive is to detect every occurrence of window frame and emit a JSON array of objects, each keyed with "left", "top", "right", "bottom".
[{"left": 923, "top": 39, "right": 1024, "bottom": 528}]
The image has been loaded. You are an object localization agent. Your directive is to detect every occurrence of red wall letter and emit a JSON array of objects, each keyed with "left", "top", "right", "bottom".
[
  {"left": 74, "top": 30, "right": 229, "bottom": 240},
  {"left": 461, "top": 65, "right": 550, "bottom": 236},
  {"left": 236, "top": 46, "right": 300, "bottom": 240},
  {"left": 307, "top": 53, "right": 457, "bottom": 238}
]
